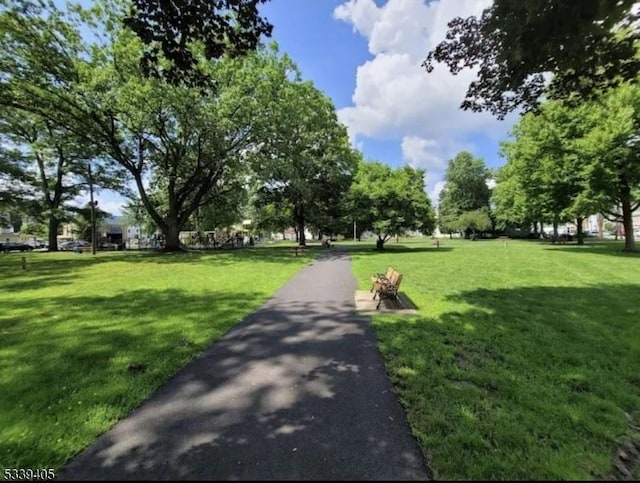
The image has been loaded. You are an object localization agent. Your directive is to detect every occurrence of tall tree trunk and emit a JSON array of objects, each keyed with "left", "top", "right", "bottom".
[
  {"left": 48, "top": 217, "right": 59, "bottom": 251},
  {"left": 88, "top": 163, "right": 97, "bottom": 255},
  {"left": 576, "top": 216, "right": 584, "bottom": 245},
  {"left": 553, "top": 220, "right": 559, "bottom": 239},
  {"left": 297, "top": 220, "right": 306, "bottom": 247},
  {"left": 621, "top": 193, "right": 636, "bottom": 252},
  {"left": 294, "top": 203, "right": 306, "bottom": 246},
  {"left": 376, "top": 235, "right": 385, "bottom": 250},
  {"left": 163, "top": 221, "right": 182, "bottom": 252}
]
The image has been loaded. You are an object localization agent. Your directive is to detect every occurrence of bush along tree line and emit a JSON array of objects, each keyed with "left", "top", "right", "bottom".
[{"left": 0, "top": 0, "right": 437, "bottom": 251}]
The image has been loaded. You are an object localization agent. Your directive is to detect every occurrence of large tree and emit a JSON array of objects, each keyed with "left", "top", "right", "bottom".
[
  {"left": 251, "top": 80, "right": 358, "bottom": 247},
  {"left": 577, "top": 83, "right": 640, "bottom": 251},
  {"left": 424, "top": 0, "right": 640, "bottom": 118},
  {"left": 346, "top": 161, "right": 435, "bottom": 250},
  {"left": 438, "top": 151, "right": 491, "bottom": 237},
  {"left": 495, "top": 85, "right": 640, "bottom": 250},
  {"left": 496, "top": 104, "right": 588, "bottom": 241},
  {"left": 0, "top": 0, "right": 293, "bottom": 251},
  {"left": 0, "top": 107, "right": 121, "bottom": 250}
]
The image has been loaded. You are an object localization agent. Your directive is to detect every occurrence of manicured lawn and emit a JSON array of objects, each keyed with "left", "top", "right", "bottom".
[
  {"left": 0, "top": 247, "right": 315, "bottom": 472},
  {"left": 348, "top": 238, "right": 640, "bottom": 480}
]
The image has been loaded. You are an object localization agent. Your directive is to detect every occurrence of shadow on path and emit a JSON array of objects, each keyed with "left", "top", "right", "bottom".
[{"left": 58, "top": 250, "right": 431, "bottom": 481}]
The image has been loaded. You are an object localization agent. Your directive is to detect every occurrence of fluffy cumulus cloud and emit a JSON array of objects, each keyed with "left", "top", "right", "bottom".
[
  {"left": 400, "top": 135, "right": 472, "bottom": 204},
  {"left": 333, "top": 0, "right": 517, "bottom": 199},
  {"left": 401, "top": 136, "right": 444, "bottom": 172}
]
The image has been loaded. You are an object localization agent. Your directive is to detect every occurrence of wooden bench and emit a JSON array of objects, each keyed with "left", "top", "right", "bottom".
[
  {"left": 373, "top": 271, "right": 403, "bottom": 310},
  {"left": 289, "top": 245, "right": 308, "bottom": 256},
  {"left": 370, "top": 266, "right": 395, "bottom": 292}
]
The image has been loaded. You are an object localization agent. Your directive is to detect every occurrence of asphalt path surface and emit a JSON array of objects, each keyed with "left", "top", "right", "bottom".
[{"left": 59, "top": 249, "right": 431, "bottom": 480}]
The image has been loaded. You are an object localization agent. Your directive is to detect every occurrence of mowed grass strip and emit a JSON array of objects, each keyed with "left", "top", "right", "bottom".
[
  {"left": 0, "top": 247, "right": 315, "bottom": 471},
  {"left": 349, "top": 238, "right": 640, "bottom": 480}
]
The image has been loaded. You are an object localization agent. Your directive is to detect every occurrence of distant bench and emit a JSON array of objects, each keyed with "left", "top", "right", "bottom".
[{"left": 289, "top": 245, "right": 309, "bottom": 257}]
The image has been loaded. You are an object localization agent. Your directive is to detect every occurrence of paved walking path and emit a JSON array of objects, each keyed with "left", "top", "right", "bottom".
[{"left": 60, "top": 249, "right": 431, "bottom": 480}]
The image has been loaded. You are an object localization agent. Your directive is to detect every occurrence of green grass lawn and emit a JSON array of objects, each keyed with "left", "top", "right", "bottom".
[
  {"left": 0, "top": 247, "right": 315, "bottom": 472},
  {"left": 348, "top": 237, "right": 640, "bottom": 480}
]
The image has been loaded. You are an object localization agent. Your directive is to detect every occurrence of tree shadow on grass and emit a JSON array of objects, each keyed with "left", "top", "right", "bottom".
[
  {"left": 0, "top": 288, "right": 266, "bottom": 471},
  {"left": 373, "top": 283, "right": 640, "bottom": 479},
  {"left": 332, "top": 244, "right": 454, "bottom": 257},
  {"left": 542, "top": 241, "right": 640, "bottom": 258},
  {"left": 2, "top": 291, "right": 431, "bottom": 480},
  {"left": 0, "top": 247, "right": 319, "bottom": 293}
]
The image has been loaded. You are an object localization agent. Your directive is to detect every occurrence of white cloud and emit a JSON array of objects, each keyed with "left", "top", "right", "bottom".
[
  {"left": 401, "top": 135, "right": 474, "bottom": 206},
  {"left": 334, "top": 0, "right": 518, "bottom": 187},
  {"left": 401, "top": 136, "right": 444, "bottom": 172},
  {"left": 430, "top": 180, "right": 446, "bottom": 206},
  {"left": 333, "top": 0, "right": 381, "bottom": 38}
]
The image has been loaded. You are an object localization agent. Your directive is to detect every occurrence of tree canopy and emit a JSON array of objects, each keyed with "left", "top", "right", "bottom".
[
  {"left": 424, "top": 0, "right": 640, "bottom": 118},
  {"left": 124, "top": 0, "right": 273, "bottom": 87},
  {"left": 250, "top": 79, "right": 358, "bottom": 246},
  {"left": 346, "top": 161, "right": 435, "bottom": 249},
  {"left": 0, "top": 0, "right": 301, "bottom": 251},
  {"left": 494, "top": 83, "right": 640, "bottom": 250},
  {"left": 438, "top": 151, "right": 491, "bottom": 237}
]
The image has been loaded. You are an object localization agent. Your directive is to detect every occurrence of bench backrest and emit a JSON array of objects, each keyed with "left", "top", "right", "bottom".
[
  {"left": 393, "top": 273, "right": 403, "bottom": 289},
  {"left": 384, "top": 266, "right": 395, "bottom": 279},
  {"left": 387, "top": 270, "right": 400, "bottom": 285}
]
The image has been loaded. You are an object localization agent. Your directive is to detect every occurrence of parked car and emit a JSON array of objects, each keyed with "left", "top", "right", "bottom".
[
  {"left": 1, "top": 242, "right": 34, "bottom": 253},
  {"left": 59, "top": 240, "right": 91, "bottom": 251}
]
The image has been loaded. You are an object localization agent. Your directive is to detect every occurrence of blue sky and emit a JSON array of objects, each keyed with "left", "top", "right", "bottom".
[{"left": 96, "top": 0, "right": 517, "bottom": 215}]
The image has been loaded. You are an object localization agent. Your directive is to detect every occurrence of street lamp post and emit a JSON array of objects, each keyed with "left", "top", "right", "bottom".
[{"left": 88, "top": 162, "right": 97, "bottom": 255}]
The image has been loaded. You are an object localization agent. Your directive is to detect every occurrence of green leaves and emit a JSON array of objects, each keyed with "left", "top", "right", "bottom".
[
  {"left": 250, "top": 78, "right": 358, "bottom": 243},
  {"left": 494, "top": 83, "right": 640, "bottom": 249},
  {"left": 438, "top": 151, "right": 492, "bottom": 235},
  {"left": 123, "top": 0, "right": 273, "bottom": 88},
  {"left": 424, "top": 0, "right": 640, "bottom": 118},
  {"left": 346, "top": 160, "right": 435, "bottom": 244}
]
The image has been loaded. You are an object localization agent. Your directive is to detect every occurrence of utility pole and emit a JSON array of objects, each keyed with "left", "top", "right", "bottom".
[{"left": 88, "top": 163, "right": 97, "bottom": 255}]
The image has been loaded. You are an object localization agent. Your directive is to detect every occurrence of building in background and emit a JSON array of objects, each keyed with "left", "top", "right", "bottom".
[{"left": 0, "top": 212, "right": 13, "bottom": 234}]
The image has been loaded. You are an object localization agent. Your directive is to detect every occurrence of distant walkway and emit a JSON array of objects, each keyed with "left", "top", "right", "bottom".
[{"left": 60, "top": 249, "right": 431, "bottom": 480}]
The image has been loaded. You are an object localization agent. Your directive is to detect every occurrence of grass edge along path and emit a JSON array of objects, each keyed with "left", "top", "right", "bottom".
[
  {"left": 348, "top": 238, "right": 640, "bottom": 480},
  {"left": 0, "top": 247, "right": 316, "bottom": 472}
]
